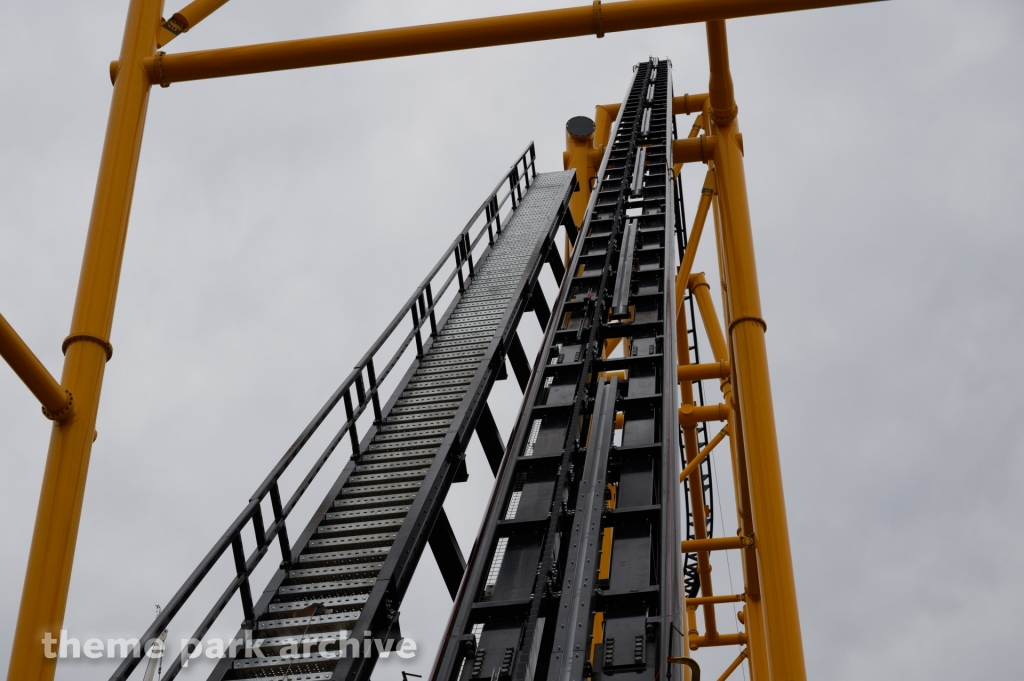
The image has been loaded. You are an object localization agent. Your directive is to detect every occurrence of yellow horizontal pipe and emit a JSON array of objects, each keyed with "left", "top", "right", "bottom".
[
  {"left": 0, "top": 312, "right": 74, "bottom": 422},
  {"left": 673, "top": 135, "right": 717, "bottom": 165},
  {"left": 681, "top": 536, "right": 753, "bottom": 553},
  {"left": 674, "top": 93, "right": 709, "bottom": 115},
  {"left": 690, "top": 633, "right": 748, "bottom": 650},
  {"left": 134, "top": 0, "right": 883, "bottom": 84},
  {"left": 686, "top": 594, "right": 745, "bottom": 606},
  {"left": 678, "top": 360, "right": 730, "bottom": 382},
  {"left": 679, "top": 425, "right": 729, "bottom": 482},
  {"left": 679, "top": 402, "right": 729, "bottom": 426}
]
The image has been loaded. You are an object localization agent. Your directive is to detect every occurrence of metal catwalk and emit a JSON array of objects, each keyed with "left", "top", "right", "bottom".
[{"left": 109, "top": 152, "right": 576, "bottom": 681}]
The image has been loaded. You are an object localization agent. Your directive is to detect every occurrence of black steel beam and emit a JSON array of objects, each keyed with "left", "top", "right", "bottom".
[
  {"left": 546, "top": 246, "right": 566, "bottom": 286},
  {"left": 528, "top": 285, "right": 551, "bottom": 330},
  {"left": 429, "top": 508, "right": 467, "bottom": 600},
  {"left": 506, "top": 332, "right": 532, "bottom": 393},
  {"left": 475, "top": 402, "right": 506, "bottom": 476}
]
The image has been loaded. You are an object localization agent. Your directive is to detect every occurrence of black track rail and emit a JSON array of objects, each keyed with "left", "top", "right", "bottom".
[{"left": 430, "top": 59, "right": 684, "bottom": 681}]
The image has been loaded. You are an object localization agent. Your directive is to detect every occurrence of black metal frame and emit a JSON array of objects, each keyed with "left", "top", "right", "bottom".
[
  {"left": 430, "top": 59, "right": 684, "bottom": 681},
  {"left": 109, "top": 144, "right": 558, "bottom": 681}
]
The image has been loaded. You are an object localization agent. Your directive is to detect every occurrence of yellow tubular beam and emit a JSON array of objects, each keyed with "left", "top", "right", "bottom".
[
  {"left": 564, "top": 118, "right": 597, "bottom": 237},
  {"left": 681, "top": 536, "right": 753, "bottom": 553},
  {"left": 158, "top": 0, "right": 232, "bottom": 48},
  {"left": 674, "top": 92, "right": 709, "bottom": 115},
  {"left": 707, "top": 18, "right": 807, "bottom": 681},
  {"left": 135, "top": 0, "right": 883, "bottom": 84},
  {"left": 679, "top": 425, "right": 729, "bottom": 482},
  {"left": 0, "top": 313, "right": 75, "bottom": 422},
  {"left": 688, "top": 272, "right": 728, "bottom": 363},
  {"left": 674, "top": 171, "right": 716, "bottom": 314},
  {"left": 6, "top": 0, "right": 161, "bottom": 679},
  {"left": 678, "top": 360, "right": 729, "bottom": 382},
  {"left": 673, "top": 136, "right": 717, "bottom": 165},
  {"left": 690, "top": 633, "right": 747, "bottom": 650},
  {"left": 679, "top": 402, "right": 729, "bottom": 426},
  {"left": 686, "top": 594, "right": 745, "bottom": 606},
  {"left": 677, "top": 299, "right": 719, "bottom": 640},
  {"left": 716, "top": 648, "right": 749, "bottom": 681}
]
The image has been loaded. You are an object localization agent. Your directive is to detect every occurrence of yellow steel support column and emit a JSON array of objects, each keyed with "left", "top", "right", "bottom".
[
  {"left": 705, "top": 18, "right": 806, "bottom": 680},
  {"left": 6, "top": 1, "right": 161, "bottom": 679},
  {"left": 563, "top": 116, "right": 599, "bottom": 259}
]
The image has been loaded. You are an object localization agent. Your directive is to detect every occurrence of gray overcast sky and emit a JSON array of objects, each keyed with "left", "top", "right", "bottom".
[{"left": 2, "top": 0, "right": 1023, "bottom": 680}]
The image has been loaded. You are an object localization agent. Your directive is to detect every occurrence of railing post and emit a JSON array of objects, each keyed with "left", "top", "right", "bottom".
[
  {"left": 492, "top": 196, "right": 502, "bottom": 234},
  {"left": 269, "top": 482, "right": 292, "bottom": 565},
  {"left": 411, "top": 305, "right": 424, "bottom": 358},
  {"left": 464, "top": 233, "right": 475, "bottom": 279},
  {"left": 343, "top": 388, "right": 360, "bottom": 457},
  {"left": 509, "top": 172, "right": 519, "bottom": 210},
  {"left": 231, "top": 534, "right": 255, "bottom": 628},
  {"left": 425, "top": 284, "right": 438, "bottom": 337},
  {"left": 455, "top": 245, "right": 466, "bottom": 293},
  {"left": 252, "top": 505, "right": 267, "bottom": 549},
  {"left": 366, "top": 358, "right": 383, "bottom": 423}
]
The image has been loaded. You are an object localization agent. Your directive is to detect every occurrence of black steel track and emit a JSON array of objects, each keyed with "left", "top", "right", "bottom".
[{"left": 430, "top": 59, "right": 684, "bottom": 681}]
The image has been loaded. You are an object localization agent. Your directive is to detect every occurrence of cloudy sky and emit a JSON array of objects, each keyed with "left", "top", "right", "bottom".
[{"left": 2, "top": 0, "right": 1023, "bottom": 680}]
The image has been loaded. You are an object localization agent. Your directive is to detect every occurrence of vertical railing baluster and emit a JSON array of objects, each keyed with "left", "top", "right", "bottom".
[
  {"left": 252, "top": 505, "right": 266, "bottom": 549},
  {"left": 492, "top": 196, "right": 502, "bottom": 234},
  {"left": 232, "top": 533, "right": 255, "bottom": 628},
  {"left": 509, "top": 173, "right": 518, "bottom": 210},
  {"left": 343, "top": 388, "right": 360, "bottom": 457},
  {"left": 411, "top": 305, "right": 424, "bottom": 358},
  {"left": 270, "top": 482, "right": 292, "bottom": 565},
  {"left": 366, "top": 357, "right": 383, "bottom": 423},
  {"left": 455, "top": 245, "right": 465, "bottom": 292},
  {"left": 425, "top": 283, "right": 438, "bottom": 337},
  {"left": 464, "top": 233, "right": 475, "bottom": 279},
  {"left": 355, "top": 373, "right": 366, "bottom": 407}
]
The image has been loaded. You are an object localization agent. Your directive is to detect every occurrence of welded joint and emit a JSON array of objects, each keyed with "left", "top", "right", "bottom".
[
  {"left": 62, "top": 334, "right": 113, "bottom": 361},
  {"left": 672, "top": 136, "right": 717, "bottom": 165},
  {"left": 154, "top": 51, "right": 170, "bottom": 88},
  {"left": 41, "top": 390, "right": 75, "bottom": 423},
  {"left": 678, "top": 402, "right": 728, "bottom": 427},
  {"left": 593, "top": 0, "right": 604, "bottom": 38},
  {"left": 728, "top": 315, "right": 767, "bottom": 333}
]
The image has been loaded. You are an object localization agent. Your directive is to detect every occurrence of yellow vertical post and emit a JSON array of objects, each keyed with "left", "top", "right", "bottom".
[
  {"left": 704, "top": 19, "right": 807, "bottom": 681},
  {"left": 563, "top": 115, "right": 598, "bottom": 265},
  {"left": 708, "top": 180, "right": 770, "bottom": 679},
  {"left": 6, "top": 1, "right": 162, "bottom": 680}
]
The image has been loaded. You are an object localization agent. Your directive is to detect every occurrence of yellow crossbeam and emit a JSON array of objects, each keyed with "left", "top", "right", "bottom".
[{"left": 130, "top": 0, "right": 883, "bottom": 85}]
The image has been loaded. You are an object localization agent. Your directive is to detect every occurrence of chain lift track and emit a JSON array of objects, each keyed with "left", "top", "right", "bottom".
[
  {"left": 108, "top": 149, "right": 577, "bottom": 681},
  {"left": 431, "top": 59, "right": 684, "bottom": 681}
]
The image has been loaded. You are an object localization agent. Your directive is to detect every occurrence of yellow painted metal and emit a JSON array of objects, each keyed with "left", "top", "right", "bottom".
[
  {"left": 690, "top": 633, "right": 747, "bottom": 650},
  {"left": 564, "top": 119, "right": 598, "bottom": 241},
  {"left": 673, "top": 135, "right": 717, "bottom": 165},
  {"left": 678, "top": 361, "right": 729, "bottom": 382},
  {"left": 135, "top": 0, "right": 882, "bottom": 84},
  {"left": 681, "top": 536, "right": 753, "bottom": 553},
  {"left": 677, "top": 298, "right": 719, "bottom": 641},
  {"left": 705, "top": 18, "right": 807, "bottom": 681},
  {"left": 688, "top": 272, "right": 729, "bottom": 362},
  {"left": 716, "top": 648, "right": 749, "bottom": 681},
  {"left": 678, "top": 402, "right": 729, "bottom": 427},
  {"left": 158, "top": 0, "right": 232, "bottom": 48},
  {"left": 686, "top": 594, "right": 745, "bottom": 606},
  {"left": 674, "top": 172, "right": 716, "bottom": 322},
  {"left": 679, "top": 425, "right": 729, "bottom": 482},
  {"left": 6, "top": 1, "right": 161, "bottom": 680},
  {"left": 0, "top": 313, "right": 75, "bottom": 422}
]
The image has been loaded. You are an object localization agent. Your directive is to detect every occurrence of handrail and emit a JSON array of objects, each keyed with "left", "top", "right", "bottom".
[{"left": 109, "top": 143, "right": 537, "bottom": 681}]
